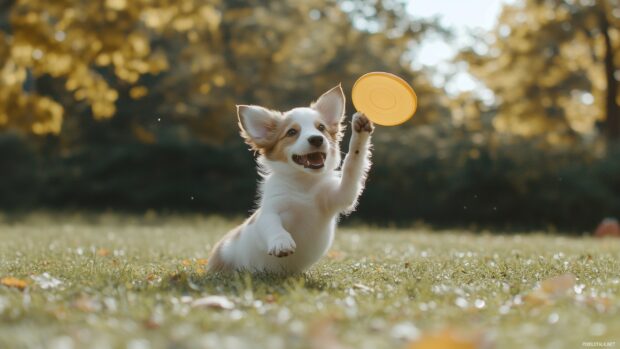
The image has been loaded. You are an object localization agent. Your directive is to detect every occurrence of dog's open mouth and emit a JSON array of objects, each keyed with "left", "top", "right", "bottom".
[{"left": 292, "top": 152, "right": 326, "bottom": 169}]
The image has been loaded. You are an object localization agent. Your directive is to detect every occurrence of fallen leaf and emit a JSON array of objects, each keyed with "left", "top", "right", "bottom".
[
  {"left": 540, "top": 273, "right": 576, "bottom": 296},
  {"left": 196, "top": 258, "right": 209, "bottom": 265},
  {"left": 73, "top": 294, "right": 101, "bottom": 312},
  {"left": 584, "top": 296, "right": 614, "bottom": 313},
  {"left": 353, "top": 283, "right": 373, "bottom": 293},
  {"left": 309, "top": 319, "right": 351, "bottom": 349},
  {"left": 522, "top": 290, "right": 552, "bottom": 306},
  {"left": 408, "top": 329, "right": 489, "bottom": 349},
  {"left": 327, "top": 250, "right": 344, "bottom": 260},
  {"left": 1, "top": 277, "right": 29, "bottom": 290},
  {"left": 181, "top": 259, "right": 192, "bottom": 266},
  {"left": 191, "top": 295, "right": 235, "bottom": 310},
  {"left": 96, "top": 248, "right": 110, "bottom": 257},
  {"left": 523, "top": 273, "right": 577, "bottom": 306},
  {"left": 143, "top": 318, "right": 161, "bottom": 329}
]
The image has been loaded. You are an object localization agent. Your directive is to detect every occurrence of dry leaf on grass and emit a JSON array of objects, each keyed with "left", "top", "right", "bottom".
[
  {"left": 96, "top": 248, "right": 110, "bottom": 257},
  {"left": 191, "top": 295, "right": 235, "bottom": 310},
  {"left": 327, "top": 250, "right": 345, "bottom": 260},
  {"left": 309, "top": 319, "right": 351, "bottom": 349},
  {"left": 73, "top": 294, "right": 101, "bottom": 312},
  {"left": 1, "top": 277, "right": 29, "bottom": 290},
  {"left": 408, "top": 329, "right": 491, "bottom": 349},
  {"left": 540, "top": 273, "right": 576, "bottom": 296},
  {"left": 196, "top": 258, "right": 209, "bottom": 265},
  {"left": 523, "top": 273, "right": 576, "bottom": 306},
  {"left": 583, "top": 296, "right": 614, "bottom": 313}
]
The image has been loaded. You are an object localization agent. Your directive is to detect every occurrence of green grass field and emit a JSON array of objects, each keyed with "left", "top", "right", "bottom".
[{"left": 1, "top": 214, "right": 619, "bottom": 349}]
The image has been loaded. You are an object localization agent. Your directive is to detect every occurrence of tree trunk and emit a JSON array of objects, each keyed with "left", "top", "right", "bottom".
[{"left": 598, "top": 5, "right": 620, "bottom": 140}]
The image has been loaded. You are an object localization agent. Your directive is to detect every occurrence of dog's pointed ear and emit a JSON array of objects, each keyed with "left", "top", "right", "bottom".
[
  {"left": 237, "top": 105, "right": 279, "bottom": 149},
  {"left": 312, "top": 84, "right": 345, "bottom": 128}
]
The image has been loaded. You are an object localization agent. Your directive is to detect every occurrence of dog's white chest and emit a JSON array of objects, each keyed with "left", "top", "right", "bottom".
[{"left": 276, "top": 195, "right": 336, "bottom": 268}]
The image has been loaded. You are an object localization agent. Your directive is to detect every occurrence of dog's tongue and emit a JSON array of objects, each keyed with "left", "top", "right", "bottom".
[{"left": 307, "top": 153, "right": 324, "bottom": 166}]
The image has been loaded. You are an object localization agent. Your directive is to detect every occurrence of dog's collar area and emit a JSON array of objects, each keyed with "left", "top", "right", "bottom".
[{"left": 292, "top": 152, "right": 326, "bottom": 169}]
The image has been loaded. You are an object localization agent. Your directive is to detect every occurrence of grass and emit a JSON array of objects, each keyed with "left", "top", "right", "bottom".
[{"left": 0, "top": 213, "right": 619, "bottom": 349}]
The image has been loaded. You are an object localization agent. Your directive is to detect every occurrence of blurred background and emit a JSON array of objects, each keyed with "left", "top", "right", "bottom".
[{"left": 0, "top": 0, "right": 618, "bottom": 231}]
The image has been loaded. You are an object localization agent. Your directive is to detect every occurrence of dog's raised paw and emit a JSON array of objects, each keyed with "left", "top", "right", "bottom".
[
  {"left": 267, "top": 234, "right": 296, "bottom": 258},
  {"left": 352, "top": 112, "right": 374, "bottom": 133}
]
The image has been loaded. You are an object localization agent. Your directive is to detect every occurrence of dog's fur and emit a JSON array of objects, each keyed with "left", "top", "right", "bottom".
[{"left": 207, "top": 85, "right": 374, "bottom": 274}]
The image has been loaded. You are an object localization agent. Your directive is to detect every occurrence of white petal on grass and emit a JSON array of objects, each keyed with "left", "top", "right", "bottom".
[
  {"left": 31, "top": 273, "right": 63, "bottom": 289},
  {"left": 474, "top": 299, "right": 486, "bottom": 309},
  {"left": 353, "top": 283, "right": 373, "bottom": 293},
  {"left": 191, "top": 296, "right": 234, "bottom": 310},
  {"left": 590, "top": 323, "right": 607, "bottom": 336},
  {"left": 548, "top": 313, "right": 559, "bottom": 324},
  {"left": 49, "top": 336, "right": 74, "bottom": 349},
  {"left": 390, "top": 321, "right": 421, "bottom": 341},
  {"left": 127, "top": 339, "right": 150, "bottom": 349},
  {"left": 455, "top": 297, "right": 469, "bottom": 308}
]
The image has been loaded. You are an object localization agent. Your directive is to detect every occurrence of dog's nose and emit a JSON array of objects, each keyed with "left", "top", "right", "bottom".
[{"left": 308, "top": 135, "right": 324, "bottom": 147}]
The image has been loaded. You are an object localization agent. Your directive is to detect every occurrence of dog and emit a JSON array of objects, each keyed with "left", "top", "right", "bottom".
[{"left": 207, "top": 85, "right": 374, "bottom": 274}]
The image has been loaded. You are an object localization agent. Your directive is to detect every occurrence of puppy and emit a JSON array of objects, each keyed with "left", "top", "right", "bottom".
[{"left": 207, "top": 85, "right": 374, "bottom": 274}]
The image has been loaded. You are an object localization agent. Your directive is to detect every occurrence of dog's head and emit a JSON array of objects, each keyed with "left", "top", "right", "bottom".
[{"left": 237, "top": 85, "right": 346, "bottom": 175}]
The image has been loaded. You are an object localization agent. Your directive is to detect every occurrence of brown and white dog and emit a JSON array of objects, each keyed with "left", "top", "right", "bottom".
[{"left": 207, "top": 85, "right": 374, "bottom": 274}]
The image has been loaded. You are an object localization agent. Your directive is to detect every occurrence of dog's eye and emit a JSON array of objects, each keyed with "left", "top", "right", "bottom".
[
  {"left": 317, "top": 124, "right": 326, "bottom": 132},
  {"left": 286, "top": 128, "right": 298, "bottom": 137}
]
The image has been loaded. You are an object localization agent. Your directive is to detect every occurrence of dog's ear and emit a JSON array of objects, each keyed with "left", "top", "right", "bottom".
[
  {"left": 312, "top": 84, "right": 345, "bottom": 128},
  {"left": 237, "top": 105, "right": 280, "bottom": 150}
]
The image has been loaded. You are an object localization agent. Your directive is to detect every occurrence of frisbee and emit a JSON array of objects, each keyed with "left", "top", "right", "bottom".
[{"left": 351, "top": 72, "right": 417, "bottom": 126}]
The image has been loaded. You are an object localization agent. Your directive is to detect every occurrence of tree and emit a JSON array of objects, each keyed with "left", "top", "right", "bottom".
[
  {"left": 459, "top": 0, "right": 620, "bottom": 142},
  {"left": 0, "top": 0, "right": 449, "bottom": 144}
]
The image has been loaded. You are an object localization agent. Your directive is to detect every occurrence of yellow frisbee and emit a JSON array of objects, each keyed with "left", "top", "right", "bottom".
[{"left": 351, "top": 72, "right": 417, "bottom": 126}]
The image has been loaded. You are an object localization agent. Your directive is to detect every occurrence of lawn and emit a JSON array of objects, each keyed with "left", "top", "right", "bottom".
[{"left": 0, "top": 213, "right": 619, "bottom": 349}]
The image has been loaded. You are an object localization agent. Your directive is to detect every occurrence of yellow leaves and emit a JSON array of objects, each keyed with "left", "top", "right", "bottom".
[
  {"left": 31, "top": 96, "right": 63, "bottom": 134},
  {"left": 142, "top": 8, "right": 175, "bottom": 30},
  {"left": 129, "top": 34, "right": 150, "bottom": 56},
  {"left": 105, "top": 0, "right": 127, "bottom": 11},
  {"left": 0, "top": 60, "right": 26, "bottom": 86},
  {"left": 131, "top": 125, "right": 157, "bottom": 144},
  {"left": 66, "top": 66, "right": 117, "bottom": 119},
  {"left": 10, "top": 44, "right": 35, "bottom": 65},
  {"left": 130, "top": 86, "right": 148, "bottom": 99},
  {"left": 44, "top": 53, "right": 73, "bottom": 77},
  {"left": 1, "top": 277, "right": 29, "bottom": 291},
  {"left": 173, "top": 17, "right": 195, "bottom": 32},
  {"left": 199, "top": 5, "right": 222, "bottom": 32}
]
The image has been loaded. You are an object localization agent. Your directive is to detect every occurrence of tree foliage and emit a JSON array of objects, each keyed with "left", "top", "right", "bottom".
[
  {"left": 0, "top": 0, "right": 447, "bottom": 141},
  {"left": 459, "top": 0, "right": 620, "bottom": 142}
]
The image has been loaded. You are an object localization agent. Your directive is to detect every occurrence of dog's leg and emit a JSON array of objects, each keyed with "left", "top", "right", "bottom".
[
  {"left": 327, "top": 112, "right": 374, "bottom": 213},
  {"left": 258, "top": 212, "right": 296, "bottom": 257}
]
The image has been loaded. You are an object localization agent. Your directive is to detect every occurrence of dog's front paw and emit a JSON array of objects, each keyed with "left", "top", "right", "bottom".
[
  {"left": 267, "top": 234, "right": 296, "bottom": 258},
  {"left": 352, "top": 112, "right": 374, "bottom": 134}
]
